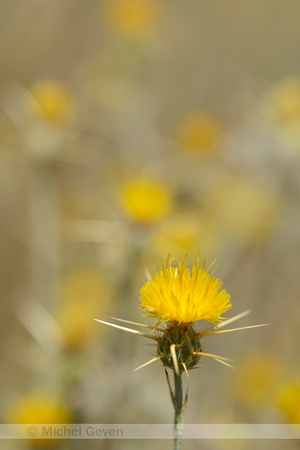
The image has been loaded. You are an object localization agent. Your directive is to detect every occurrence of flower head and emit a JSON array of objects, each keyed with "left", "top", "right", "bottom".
[
  {"left": 277, "top": 379, "right": 300, "bottom": 424},
  {"left": 95, "top": 254, "right": 266, "bottom": 450},
  {"left": 213, "top": 176, "right": 280, "bottom": 244},
  {"left": 140, "top": 252, "right": 232, "bottom": 325},
  {"left": 26, "top": 79, "right": 73, "bottom": 123},
  {"left": 95, "top": 253, "right": 265, "bottom": 375},
  {"left": 58, "top": 268, "right": 110, "bottom": 350},
  {"left": 267, "top": 77, "right": 300, "bottom": 124},
  {"left": 102, "top": 0, "right": 161, "bottom": 38},
  {"left": 232, "top": 353, "right": 282, "bottom": 410},
  {"left": 176, "top": 112, "right": 223, "bottom": 154},
  {"left": 6, "top": 393, "right": 72, "bottom": 446},
  {"left": 120, "top": 177, "right": 171, "bottom": 225},
  {"left": 6, "top": 393, "right": 72, "bottom": 425}
]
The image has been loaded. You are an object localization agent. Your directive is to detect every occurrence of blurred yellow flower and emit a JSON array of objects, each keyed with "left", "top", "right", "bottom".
[
  {"left": 140, "top": 252, "right": 232, "bottom": 325},
  {"left": 58, "top": 300, "right": 99, "bottom": 350},
  {"left": 152, "top": 214, "right": 220, "bottom": 258},
  {"left": 26, "top": 80, "right": 73, "bottom": 123},
  {"left": 7, "top": 393, "right": 72, "bottom": 424},
  {"left": 176, "top": 112, "right": 223, "bottom": 154},
  {"left": 120, "top": 177, "right": 171, "bottom": 225},
  {"left": 59, "top": 269, "right": 110, "bottom": 350},
  {"left": 260, "top": 77, "right": 300, "bottom": 155},
  {"left": 277, "top": 380, "right": 300, "bottom": 423},
  {"left": 6, "top": 393, "right": 72, "bottom": 446},
  {"left": 102, "top": 0, "right": 161, "bottom": 38},
  {"left": 232, "top": 354, "right": 281, "bottom": 410},
  {"left": 61, "top": 268, "right": 107, "bottom": 304},
  {"left": 212, "top": 177, "right": 279, "bottom": 244},
  {"left": 267, "top": 77, "right": 300, "bottom": 124},
  {"left": 153, "top": 217, "right": 200, "bottom": 255}
]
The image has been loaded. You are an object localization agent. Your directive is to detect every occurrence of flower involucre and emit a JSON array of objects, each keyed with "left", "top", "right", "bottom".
[{"left": 140, "top": 252, "right": 232, "bottom": 325}]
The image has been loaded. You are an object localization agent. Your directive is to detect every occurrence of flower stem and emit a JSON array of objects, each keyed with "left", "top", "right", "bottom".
[{"left": 173, "top": 371, "right": 184, "bottom": 450}]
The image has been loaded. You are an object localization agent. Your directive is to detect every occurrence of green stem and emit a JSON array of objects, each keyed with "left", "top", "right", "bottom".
[{"left": 173, "top": 371, "right": 184, "bottom": 450}]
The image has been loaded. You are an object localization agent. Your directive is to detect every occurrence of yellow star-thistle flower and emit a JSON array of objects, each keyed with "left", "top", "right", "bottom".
[
  {"left": 176, "top": 112, "right": 223, "bottom": 154},
  {"left": 267, "top": 77, "right": 300, "bottom": 124},
  {"left": 6, "top": 393, "right": 72, "bottom": 425},
  {"left": 26, "top": 79, "right": 73, "bottom": 123},
  {"left": 6, "top": 393, "right": 72, "bottom": 446},
  {"left": 102, "top": 0, "right": 161, "bottom": 38},
  {"left": 277, "top": 380, "right": 300, "bottom": 424},
  {"left": 94, "top": 252, "right": 266, "bottom": 450},
  {"left": 120, "top": 177, "right": 171, "bottom": 225},
  {"left": 140, "top": 252, "right": 232, "bottom": 325}
]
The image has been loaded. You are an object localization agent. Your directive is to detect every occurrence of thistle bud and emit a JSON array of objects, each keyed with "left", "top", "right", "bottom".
[{"left": 157, "top": 323, "right": 201, "bottom": 372}]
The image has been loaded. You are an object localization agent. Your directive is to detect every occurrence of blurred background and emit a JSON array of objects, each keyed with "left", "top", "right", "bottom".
[{"left": 1, "top": 0, "right": 300, "bottom": 449}]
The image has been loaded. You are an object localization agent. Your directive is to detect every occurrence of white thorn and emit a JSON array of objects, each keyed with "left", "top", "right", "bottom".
[
  {"left": 170, "top": 344, "right": 180, "bottom": 375},
  {"left": 182, "top": 362, "right": 189, "bottom": 378},
  {"left": 201, "top": 323, "right": 269, "bottom": 337},
  {"left": 133, "top": 355, "right": 163, "bottom": 372},
  {"left": 111, "top": 317, "right": 164, "bottom": 332},
  {"left": 93, "top": 318, "right": 159, "bottom": 341},
  {"left": 214, "top": 358, "right": 235, "bottom": 369},
  {"left": 192, "top": 351, "right": 232, "bottom": 362}
]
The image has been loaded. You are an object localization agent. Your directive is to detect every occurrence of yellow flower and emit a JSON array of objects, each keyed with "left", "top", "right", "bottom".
[
  {"left": 95, "top": 253, "right": 265, "bottom": 375},
  {"left": 261, "top": 77, "right": 300, "bottom": 155},
  {"left": 277, "top": 380, "right": 300, "bottom": 424},
  {"left": 6, "top": 393, "right": 72, "bottom": 446},
  {"left": 152, "top": 214, "right": 220, "bottom": 258},
  {"left": 140, "top": 252, "right": 232, "bottom": 325},
  {"left": 26, "top": 80, "right": 73, "bottom": 123},
  {"left": 58, "top": 269, "right": 110, "bottom": 349},
  {"left": 212, "top": 177, "right": 280, "bottom": 244},
  {"left": 267, "top": 77, "right": 300, "bottom": 124},
  {"left": 176, "top": 112, "right": 223, "bottom": 154},
  {"left": 7, "top": 393, "right": 72, "bottom": 424},
  {"left": 95, "top": 253, "right": 265, "bottom": 448},
  {"left": 58, "top": 300, "right": 99, "bottom": 350},
  {"left": 102, "top": 0, "right": 161, "bottom": 38},
  {"left": 61, "top": 268, "right": 108, "bottom": 304},
  {"left": 232, "top": 354, "right": 282, "bottom": 410},
  {"left": 120, "top": 177, "right": 171, "bottom": 225}
]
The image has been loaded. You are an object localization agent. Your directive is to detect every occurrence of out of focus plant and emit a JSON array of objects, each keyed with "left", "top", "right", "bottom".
[
  {"left": 58, "top": 268, "right": 110, "bottom": 350},
  {"left": 266, "top": 77, "right": 300, "bottom": 125},
  {"left": 152, "top": 214, "right": 220, "bottom": 259},
  {"left": 277, "top": 379, "right": 300, "bottom": 424},
  {"left": 262, "top": 77, "right": 300, "bottom": 156},
  {"left": 6, "top": 393, "right": 72, "bottom": 446},
  {"left": 176, "top": 112, "right": 223, "bottom": 154},
  {"left": 102, "top": 0, "right": 161, "bottom": 38},
  {"left": 25, "top": 79, "right": 74, "bottom": 124},
  {"left": 211, "top": 176, "right": 280, "bottom": 245},
  {"left": 119, "top": 176, "right": 172, "bottom": 226},
  {"left": 231, "top": 354, "right": 282, "bottom": 411}
]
